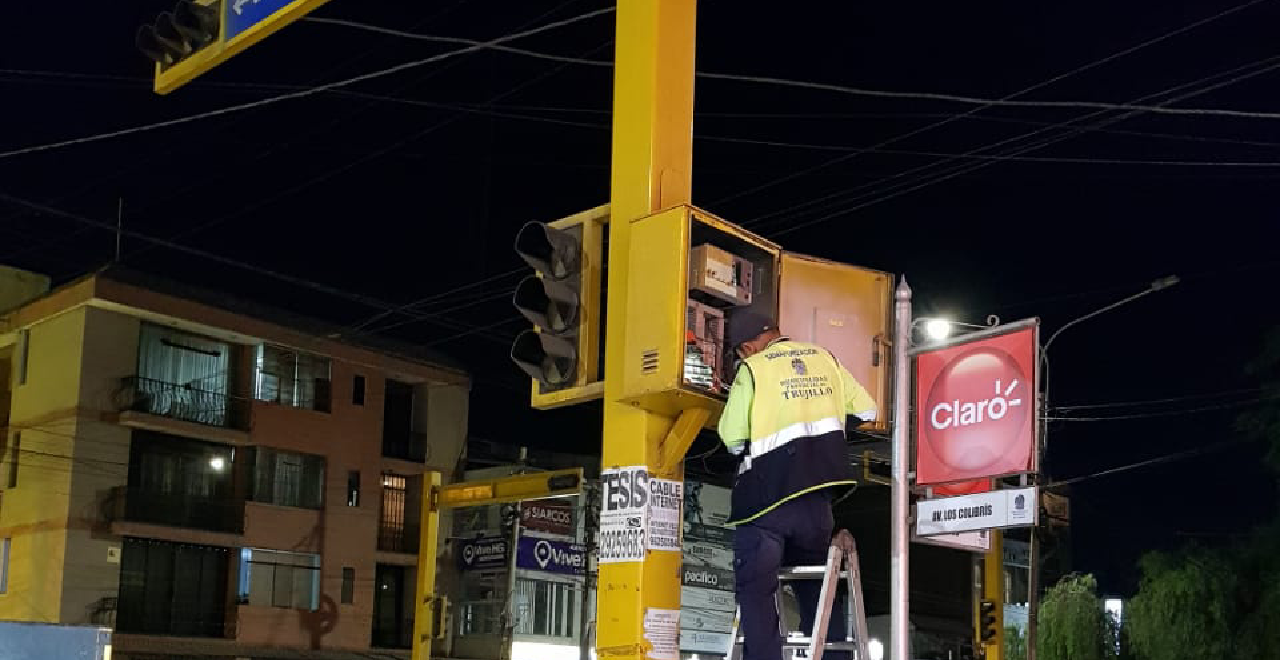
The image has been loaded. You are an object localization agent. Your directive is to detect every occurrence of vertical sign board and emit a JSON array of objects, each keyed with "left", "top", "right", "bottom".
[
  {"left": 913, "top": 321, "right": 1040, "bottom": 486},
  {"left": 597, "top": 466, "right": 683, "bottom": 563}
]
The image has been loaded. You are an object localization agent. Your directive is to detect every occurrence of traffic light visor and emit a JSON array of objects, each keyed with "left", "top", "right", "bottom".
[
  {"left": 513, "top": 276, "right": 579, "bottom": 334},
  {"left": 512, "top": 329, "right": 577, "bottom": 387},
  {"left": 172, "top": 1, "right": 220, "bottom": 47},
  {"left": 515, "top": 222, "right": 580, "bottom": 280}
]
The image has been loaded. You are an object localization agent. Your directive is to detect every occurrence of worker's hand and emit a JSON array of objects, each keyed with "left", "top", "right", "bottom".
[{"left": 832, "top": 528, "right": 856, "bottom": 554}]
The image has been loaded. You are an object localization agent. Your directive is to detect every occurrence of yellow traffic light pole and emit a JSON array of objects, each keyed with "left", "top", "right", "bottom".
[
  {"left": 980, "top": 531, "right": 1005, "bottom": 660},
  {"left": 596, "top": 1, "right": 698, "bottom": 659}
]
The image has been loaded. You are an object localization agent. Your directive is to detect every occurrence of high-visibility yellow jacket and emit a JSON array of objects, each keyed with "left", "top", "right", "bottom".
[{"left": 717, "top": 337, "right": 877, "bottom": 525}]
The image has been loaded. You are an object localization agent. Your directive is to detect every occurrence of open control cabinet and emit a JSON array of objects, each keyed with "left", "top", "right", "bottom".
[{"left": 621, "top": 205, "right": 780, "bottom": 419}]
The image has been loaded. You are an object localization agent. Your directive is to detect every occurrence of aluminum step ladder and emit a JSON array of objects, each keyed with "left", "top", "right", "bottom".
[{"left": 727, "top": 539, "right": 871, "bottom": 660}]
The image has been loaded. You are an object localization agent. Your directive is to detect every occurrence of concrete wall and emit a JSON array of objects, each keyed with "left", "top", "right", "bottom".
[
  {"left": 0, "top": 307, "right": 89, "bottom": 622},
  {"left": 60, "top": 307, "right": 137, "bottom": 625}
]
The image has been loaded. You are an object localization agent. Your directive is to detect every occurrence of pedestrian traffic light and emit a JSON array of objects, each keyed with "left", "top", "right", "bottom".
[
  {"left": 136, "top": 1, "right": 221, "bottom": 68},
  {"left": 979, "top": 599, "right": 998, "bottom": 644},
  {"left": 511, "top": 205, "right": 607, "bottom": 409}
]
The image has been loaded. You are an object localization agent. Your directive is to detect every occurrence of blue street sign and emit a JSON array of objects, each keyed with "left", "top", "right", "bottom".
[
  {"left": 516, "top": 537, "right": 587, "bottom": 575},
  {"left": 456, "top": 536, "right": 508, "bottom": 572},
  {"left": 225, "top": 0, "right": 295, "bottom": 41}
]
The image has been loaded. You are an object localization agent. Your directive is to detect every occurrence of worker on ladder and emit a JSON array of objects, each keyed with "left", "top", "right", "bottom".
[{"left": 718, "top": 312, "right": 878, "bottom": 660}]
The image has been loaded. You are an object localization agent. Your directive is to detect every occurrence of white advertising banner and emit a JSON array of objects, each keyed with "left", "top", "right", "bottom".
[
  {"left": 915, "top": 487, "right": 1037, "bottom": 536},
  {"left": 598, "top": 466, "right": 649, "bottom": 563}
]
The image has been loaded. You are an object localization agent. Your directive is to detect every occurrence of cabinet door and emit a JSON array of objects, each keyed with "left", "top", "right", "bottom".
[{"left": 778, "top": 252, "right": 893, "bottom": 430}]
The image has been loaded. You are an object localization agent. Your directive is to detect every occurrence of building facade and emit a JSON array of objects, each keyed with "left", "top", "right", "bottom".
[{"left": 0, "top": 266, "right": 470, "bottom": 659}]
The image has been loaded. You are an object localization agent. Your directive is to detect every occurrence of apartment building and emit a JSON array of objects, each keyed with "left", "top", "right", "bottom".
[{"left": 0, "top": 265, "right": 470, "bottom": 659}]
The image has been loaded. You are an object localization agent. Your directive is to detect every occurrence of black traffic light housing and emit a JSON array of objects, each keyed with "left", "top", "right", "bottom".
[
  {"left": 512, "top": 222, "right": 584, "bottom": 388},
  {"left": 510, "top": 206, "right": 606, "bottom": 408},
  {"left": 979, "top": 599, "right": 998, "bottom": 644},
  {"left": 137, "top": 1, "right": 221, "bottom": 68}
]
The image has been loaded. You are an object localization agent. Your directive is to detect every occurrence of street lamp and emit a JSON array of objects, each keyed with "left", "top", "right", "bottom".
[
  {"left": 910, "top": 316, "right": 1002, "bottom": 345},
  {"left": 1026, "top": 274, "right": 1179, "bottom": 660}
]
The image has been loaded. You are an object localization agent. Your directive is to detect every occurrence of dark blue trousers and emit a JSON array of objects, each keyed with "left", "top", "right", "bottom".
[{"left": 733, "top": 490, "right": 850, "bottom": 660}]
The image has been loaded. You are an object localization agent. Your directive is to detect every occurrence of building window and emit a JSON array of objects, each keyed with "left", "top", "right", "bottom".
[
  {"left": 255, "top": 345, "right": 332, "bottom": 412},
  {"left": 347, "top": 470, "right": 361, "bottom": 507},
  {"left": 378, "top": 474, "right": 407, "bottom": 552},
  {"left": 239, "top": 548, "right": 320, "bottom": 611},
  {"left": 513, "top": 577, "right": 579, "bottom": 638},
  {"left": 341, "top": 567, "right": 355, "bottom": 604},
  {"left": 0, "top": 537, "right": 10, "bottom": 594},
  {"left": 117, "top": 538, "right": 229, "bottom": 637},
  {"left": 382, "top": 379, "right": 424, "bottom": 461},
  {"left": 4, "top": 432, "right": 18, "bottom": 489},
  {"left": 353, "top": 375, "right": 366, "bottom": 405},
  {"left": 250, "top": 448, "right": 325, "bottom": 509}
]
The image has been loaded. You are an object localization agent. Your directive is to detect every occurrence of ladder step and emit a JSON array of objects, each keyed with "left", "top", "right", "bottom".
[
  {"left": 733, "top": 638, "right": 860, "bottom": 651},
  {"left": 778, "top": 567, "right": 852, "bottom": 579},
  {"left": 781, "top": 639, "right": 861, "bottom": 650}
]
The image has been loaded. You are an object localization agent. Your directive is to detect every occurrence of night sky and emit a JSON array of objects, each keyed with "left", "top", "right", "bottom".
[{"left": 4, "top": 0, "right": 1280, "bottom": 598}]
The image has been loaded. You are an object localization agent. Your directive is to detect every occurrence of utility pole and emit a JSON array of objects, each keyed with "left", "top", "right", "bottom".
[
  {"left": 891, "top": 279, "right": 912, "bottom": 660},
  {"left": 595, "top": 2, "right": 696, "bottom": 659}
]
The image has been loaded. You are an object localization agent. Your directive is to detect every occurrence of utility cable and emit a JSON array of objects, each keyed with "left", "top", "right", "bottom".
[
  {"left": 1045, "top": 437, "right": 1253, "bottom": 488},
  {"left": 0, "top": 192, "right": 515, "bottom": 346},
  {"left": 0, "top": 7, "right": 615, "bottom": 162},
  {"left": 760, "top": 55, "right": 1280, "bottom": 237},
  {"left": 1053, "top": 387, "right": 1265, "bottom": 411},
  {"left": 1045, "top": 395, "right": 1280, "bottom": 422}
]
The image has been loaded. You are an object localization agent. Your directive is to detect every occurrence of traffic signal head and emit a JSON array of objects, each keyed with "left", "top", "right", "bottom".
[
  {"left": 510, "top": 207, "right": 607, "bottom": 408},
  {"left": 979, "top": 599, "right": 998, "bottom": 643},
  {"left": 137, "top": 1, "right": 221, "bottom": 68}
]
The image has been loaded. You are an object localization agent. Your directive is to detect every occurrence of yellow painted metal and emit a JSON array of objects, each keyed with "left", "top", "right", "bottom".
[
  {"left": 436, "top": 467, "right": 584, "bottom": 509},
  {"left": 862, "top": 450, "right": 892, "bottom": 486},
  {"left": 153, "top": 0, "right": 336, "bottom": 94},
  {"left": 411, "top": 470, "right": 442, "bottom": 660},
  {"left": 657, "top": 407, "right": 710, "bottom": 475},
  {"left": 596, "top": 0, "right": 696, "bottom": 658},
  {"left": 619, "top": 204, "right": 779, "bottom": 420},
  {"left": 529, "top": 205, "right": 609, "bottom": 410},
  {"left": 981, "top": 530, "right": 1005, "bottom": 660}
]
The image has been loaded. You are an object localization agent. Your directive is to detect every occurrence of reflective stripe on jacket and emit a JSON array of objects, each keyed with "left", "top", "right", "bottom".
[{"left": 718, "top": 339, "right": 876, "bottom": 525}]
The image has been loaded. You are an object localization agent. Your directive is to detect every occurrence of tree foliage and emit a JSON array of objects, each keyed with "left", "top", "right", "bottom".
[
  {"left": 1036, "top": 574, "right": 1115, "bottom": 660},
  {"left": 1004, "top": 625, "right": 1027, "bottom": 660},
  {"left": 1125, "top": 326, "right": 1280, "bottom": 660}
]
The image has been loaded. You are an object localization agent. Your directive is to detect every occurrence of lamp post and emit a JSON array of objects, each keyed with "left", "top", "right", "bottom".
[{"left": 1026, "top": 275, "right": 1179, "bottom": 660}]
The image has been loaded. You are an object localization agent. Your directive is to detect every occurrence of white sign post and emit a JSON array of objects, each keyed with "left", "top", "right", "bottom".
[{"left": 915, "top": 487, "right": 1038, "bottom": 537}]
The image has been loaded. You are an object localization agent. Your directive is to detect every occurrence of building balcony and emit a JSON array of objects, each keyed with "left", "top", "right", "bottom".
[
  {"left": 114, "top": 376, "right": 251, "bottom": 443},
  {"left": 377, "top": 523, "right": 420, "bottom": 555},
  {"left": 106, "top": 485, "right": 244, "bottom": 536}
]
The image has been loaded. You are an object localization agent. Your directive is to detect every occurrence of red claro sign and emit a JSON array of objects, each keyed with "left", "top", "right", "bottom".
[{"left": 915, "top": 323, "right": 1038, "bottom": 485}]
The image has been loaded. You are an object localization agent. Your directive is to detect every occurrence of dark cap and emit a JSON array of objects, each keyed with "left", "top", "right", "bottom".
[{"left": 726, "top": 311, "right": 776, "bottom": 348}]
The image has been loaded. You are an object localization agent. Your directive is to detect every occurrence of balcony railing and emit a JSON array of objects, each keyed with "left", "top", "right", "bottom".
[
  {"left": 116, "top": 376, "right": 249, "bottom": 429},
  {"left": 377, "top": 522, "right": 421, "bottom": 554},
  {"left": 107, "top": 485, "right": 244, "bottom": 534}
]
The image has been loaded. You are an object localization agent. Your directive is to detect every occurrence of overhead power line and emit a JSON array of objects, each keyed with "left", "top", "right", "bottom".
[
  {"left": 0, "top": 7, "right": 616, "bottom": 162},
  {"left": 0, "top": 192, "right": 515, "bottom": 346},
  {"left": 1045, "top": 395, "right": 1280, "bottom": 422},
  {"left": 759, "top": 55, "right": 1280, "bottom": 238},
  {"left": 13, "top": 68, "right": 1280, "bottom": 154},
  {"left": 2, "top": 1, "right": 1276, "bottom": 166},
  {"left": 1054, "top": 387, "right": 1266, "bottom": 411},
  {"left": 1046, "top": 437, "right": 1253, "bottom": 488},
  {"left": 307, "top": 5, "right": 1280, "bottom": 121}
]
